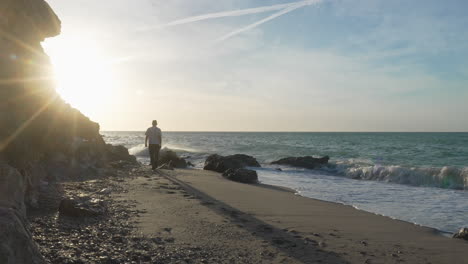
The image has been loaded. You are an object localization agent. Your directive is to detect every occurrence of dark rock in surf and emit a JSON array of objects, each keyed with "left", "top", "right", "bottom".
[
  {"left": 271, "top": 156, "right": 330, "bottom": 169},
  {"left": 453, "top": 228, "right": 468, "bottom": 241},
  {"left": 159, "top": 149, "right": 187, "bottom": 168},
  {"left": 222, "top": 168, "right": 258, "bottom": 184},
  {"left": 204, "top": 154, "right": 261, "bottom": 173}
]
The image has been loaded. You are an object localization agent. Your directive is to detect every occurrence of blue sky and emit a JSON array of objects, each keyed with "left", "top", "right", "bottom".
[{"left": 43, "top": 0, "right": 468, "bottom": 131}]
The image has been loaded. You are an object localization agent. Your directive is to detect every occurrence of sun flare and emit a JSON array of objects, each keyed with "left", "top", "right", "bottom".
[{"left": 43, "top": 36, "right": 115, "bottom": 118}]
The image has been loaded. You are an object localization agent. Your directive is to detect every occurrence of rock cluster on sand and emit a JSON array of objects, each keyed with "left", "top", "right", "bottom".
[
  {"left": 271, "top": 156, "right": 330, "bottom": 169},
  {"left": 453, "top": 228, "right": 468, "bottom": 241},
  {"left": 222, "top": 168, "right": 259, "bottom": 184},
  {"left": 204, "top": 154, "right": 260, "bottom": 184},
  {"left": 29, "top": 177, "right": 161, "bottom": 263},
  {"left": 204, "top": 154, "right": 260, "bottom": 173}
]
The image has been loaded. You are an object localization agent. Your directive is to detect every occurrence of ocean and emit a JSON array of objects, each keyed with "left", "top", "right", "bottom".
[{"left": 101, "top": 131, "right": 468, "bottom": 233}]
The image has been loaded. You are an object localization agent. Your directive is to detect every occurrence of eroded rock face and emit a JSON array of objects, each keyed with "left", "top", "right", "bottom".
[
  {"left": 0, "top": 1, "right": 63, "bottom": 262},
  {"left": 0, "top": 0, "right": 61, "bottom": 41},
  {"left": 0, "top": 0, "right": 107, "bottom": 169},
  {"left": 271, "top": 156, "right": 330, "bottom": 169},
  {"left": 204, "top": 154, "right": 261, "bottom": 173},
  {"left": 0, "top": 1, "right": 127, "bottom": 262},
  {"left": 222, "top": 168, "right": 258, "bottom": 184}
]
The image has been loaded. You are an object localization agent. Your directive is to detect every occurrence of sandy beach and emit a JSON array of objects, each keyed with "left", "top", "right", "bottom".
[{"left": 88, "top": 166, "right": 466, "bottom": 264}]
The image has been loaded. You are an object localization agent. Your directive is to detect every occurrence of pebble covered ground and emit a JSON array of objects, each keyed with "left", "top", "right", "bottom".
[
  {"left": 28, "top": 167, "right": 300, "bottom": 264},
  {"left": 28, "top": 168, "right": 233, "bottom": 264}
]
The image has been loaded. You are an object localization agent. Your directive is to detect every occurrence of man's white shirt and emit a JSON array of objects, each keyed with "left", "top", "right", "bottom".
[{"left": 145, "top": 126, "right": 162, "bottom": 145}]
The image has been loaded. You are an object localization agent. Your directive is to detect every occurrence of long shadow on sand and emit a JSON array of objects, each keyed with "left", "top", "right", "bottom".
[{"left": 159, "top": 170, "right": 350, "bottom": 264}]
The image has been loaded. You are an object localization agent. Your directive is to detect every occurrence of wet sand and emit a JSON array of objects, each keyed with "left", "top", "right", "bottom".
[{"left": 123, "top": 168, "right": 467, "bottom": 264}]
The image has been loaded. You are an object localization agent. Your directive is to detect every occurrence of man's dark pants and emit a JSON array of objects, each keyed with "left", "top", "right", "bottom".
[{"left": 149, "top": 144, "right": 161, "bottom": 170}]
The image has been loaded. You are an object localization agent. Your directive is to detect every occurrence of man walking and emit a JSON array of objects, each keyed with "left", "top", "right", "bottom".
[{"left": 145, "top": 120, "right": 162, "bottom": 170}]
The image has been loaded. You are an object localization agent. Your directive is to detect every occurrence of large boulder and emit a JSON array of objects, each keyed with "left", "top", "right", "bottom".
[
  {"left": 204, "top": 154, "right": 261, "bottom": 173},
  {"left": 222, "top": 168, "right": 258, "bottom": 184},
  {"left": 106, "top": 144, "right": 137, "bottom": 164},
  {"left": 453, "top": 228, "right": 468, "bottom": 241},
  {"left": 0, "top": 164, "right": 45, "bottom": 264},
  {"left": 0, "top": 208, "right": 45, "bottom": 264},
  {"left": 159, "top": 148, "right": 187, "bottom": 168},
  {"left": 271, "top": 156, "right": 330, "bottom": 169},
  {"left": 0, "top": 163, "right": 26, "bottom": 214}
]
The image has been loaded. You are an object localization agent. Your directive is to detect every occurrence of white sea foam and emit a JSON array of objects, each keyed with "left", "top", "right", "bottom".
[
  {"left": 129, "top": 144, "right": 199, "bottom": 157},
  {"left": 332, "top": 163, "right": 468, "bottom": 190},
  {"left": 129, "top": 144, "right": 148, "bottom": 156},
  {"left": 256, "top": 167, "right": 468, "bottom": 233}
]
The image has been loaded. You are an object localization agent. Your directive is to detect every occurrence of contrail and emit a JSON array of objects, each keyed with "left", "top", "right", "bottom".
[
  {"left": 137, "top": 2, "right": 294, "bottom": 31},
  {"left": 138, "top": 0, "right": 323, "bottom": 43},
  {"left": 165, "top": 2, "right": 301, "bottom": 27},
  {"left": 154, "top": 0, "right": 321, "bottom": 29},
  {"left": 217, "top": 0, "right": 322, "bottom": 42}
]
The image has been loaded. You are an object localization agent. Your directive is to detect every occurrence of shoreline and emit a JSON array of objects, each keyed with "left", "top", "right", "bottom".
[
  {"left": 179, "top": 167, "right": 465, "bottom": 235},
  {"left": 29, "top": 165, "right": 467, "bottom": 263},
  {"left": 166, "top": 168, "right": 467, "bottom": 263},
  {"left": 220, "top": 174, "right": 451, "bottom": 236}
]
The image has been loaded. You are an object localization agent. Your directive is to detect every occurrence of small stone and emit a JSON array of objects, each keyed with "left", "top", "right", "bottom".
[{"left": 453, "top": 228, "right": 468, "bottom": 240}]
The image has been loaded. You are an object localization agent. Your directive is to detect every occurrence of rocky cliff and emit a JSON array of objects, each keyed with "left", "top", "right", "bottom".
[{"left": 0, "top": 1, "right": 127, "bottom": 263}]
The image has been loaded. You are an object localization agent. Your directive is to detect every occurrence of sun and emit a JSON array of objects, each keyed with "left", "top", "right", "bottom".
[{"left": 43, "top": 36, "right": 115, "bottom": 118}]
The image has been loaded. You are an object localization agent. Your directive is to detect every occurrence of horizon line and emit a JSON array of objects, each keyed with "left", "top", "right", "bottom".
[{"left": 100, "top": 130, "right": 468, "bottom": 133}]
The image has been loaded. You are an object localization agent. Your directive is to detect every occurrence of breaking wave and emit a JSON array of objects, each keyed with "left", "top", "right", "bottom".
[
  {"left": 129, "top": 144, "right": 199, "bottom": 157},
  {"left": 329, "top": 162, "right": 468, "bottom": 190},
  {"left": 128, "top": 142, "right": 468, "bottom": 190},
  {"left": 129, "top": 144, "right": 149, "bottom": 157}
]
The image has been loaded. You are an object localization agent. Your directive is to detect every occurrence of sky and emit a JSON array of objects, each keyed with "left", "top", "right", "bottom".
[{"left": 42, "top": 0, "right": 468, "bottom": 132}]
